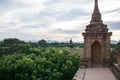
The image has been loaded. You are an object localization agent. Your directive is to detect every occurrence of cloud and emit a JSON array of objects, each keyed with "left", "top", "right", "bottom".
[
  {"left": 111, "top": 30, "right": 120, "bottom": 41},
  {"left": 0, "top": 0, "right": 120, "bottom": 42},
  {"left": 0, "top": 0, "right": 28, "bottom": 14},
  {"left": 51, "top": 28, "right": 82, "bottom": 34},
  {"left": 108, "top": 22, "right": 120, "bottom": 30}
]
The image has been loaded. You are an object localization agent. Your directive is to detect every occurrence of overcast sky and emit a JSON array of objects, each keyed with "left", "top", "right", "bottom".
[{"left": 0, "top": 0, "right": 120, "bottom": 42}]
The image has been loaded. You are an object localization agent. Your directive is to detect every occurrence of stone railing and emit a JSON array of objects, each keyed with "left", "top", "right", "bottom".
[
  {"left": 111, "top": 64, "right": 120, "bottom": 80},
  {"left": 72, "top": 68, "right": 86, "bottom": 80}
]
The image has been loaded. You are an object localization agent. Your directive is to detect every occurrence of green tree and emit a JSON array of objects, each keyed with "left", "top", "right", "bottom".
[
  {"left": 111, "top": 41, "right": 120, "bottom": 64},
  {"left": 0, "top": 38, "right": 25, "bottom": 56},
  {"left": 38, "top": 39, "right": 48, "bottom": 48},
  {"left": 0, "top": 48, "right": 82, "bottom": 80},
  {"left": 2, "top": 38, "right": 25, "bottom": 46}
]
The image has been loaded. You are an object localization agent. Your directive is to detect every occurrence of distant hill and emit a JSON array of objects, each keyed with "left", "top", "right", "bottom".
[
  {"left": 21, "top": 39, "right": 118, "bottom": 44},
  {"left": 111, "top": 40, "right": 118, "bottom": 44}
]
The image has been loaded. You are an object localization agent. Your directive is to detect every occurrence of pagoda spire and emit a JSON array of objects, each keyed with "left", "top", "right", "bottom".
[{"left": 90, "top": 0, "right": 102, "bottom": 24}]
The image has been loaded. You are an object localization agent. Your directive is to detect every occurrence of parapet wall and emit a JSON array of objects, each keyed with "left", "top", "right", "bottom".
[
  {"left": 111, "top": 64, "right": 120, "bottom": 80},
  {"left": 72, "top": 68, "right": 86, "bottom": 80}
]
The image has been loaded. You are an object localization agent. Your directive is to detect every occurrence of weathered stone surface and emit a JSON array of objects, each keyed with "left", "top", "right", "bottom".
[
  {"left": 84, "top": 68, "right": 116, "bottom": 80},
  {"left": 117, "top": 57, "right": 120, "bottom": 66},
  {"left": 111, "top": 64, "right": 120, "bottom": 80},
  {"left": 82, "top": 0, "right": 112, "bottom": 67},
  {"left": 73, "top": 68, "right": 116, "bottom": 80},
  {"left": 72, "top": 68, "right": 85, "bottom": 80}
]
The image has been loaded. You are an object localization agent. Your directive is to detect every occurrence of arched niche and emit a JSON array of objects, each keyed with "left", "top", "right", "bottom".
[{"left": 91, "top": 41, "right": 102, "bottom": 66}]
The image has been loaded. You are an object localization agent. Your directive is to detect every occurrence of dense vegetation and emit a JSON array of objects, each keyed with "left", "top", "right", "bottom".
[
  {"left": 0, "top": 38, "right": 83, "bottom": 80},
  {"left": 0, "top": 38, "right": 83, "bottom": 56},
  {"left": 111, "top": 41, "right": 120, "bottom": 64}
]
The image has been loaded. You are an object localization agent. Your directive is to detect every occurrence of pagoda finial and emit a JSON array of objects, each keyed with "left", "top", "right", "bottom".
[{"left": 90, "top": 0, "right": 102, "bottom": 24}]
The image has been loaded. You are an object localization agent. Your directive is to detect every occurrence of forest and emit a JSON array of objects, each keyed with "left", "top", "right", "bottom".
[{"left": 0, "top": 38, "right": 83, "bottom": 80}]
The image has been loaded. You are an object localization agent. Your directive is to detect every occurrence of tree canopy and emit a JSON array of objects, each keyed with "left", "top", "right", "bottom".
[{"left": 0, "top": 48, "right": 82, "bottom": 80}]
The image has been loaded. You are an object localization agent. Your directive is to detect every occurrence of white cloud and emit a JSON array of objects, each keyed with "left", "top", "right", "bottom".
[
  {"left": 111, "top": 30, "right": 120, "bottom": 41},
  {"left": 100, "top": 0, "right": 120, "bottom": 12},
  {"left": 0, "top": 0, "right": 120, "bottom": 42}
]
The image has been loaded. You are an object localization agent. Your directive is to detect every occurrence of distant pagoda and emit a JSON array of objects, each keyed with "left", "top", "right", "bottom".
[{"left": 68, "top": 39, "right": 74, "bottom": 48}]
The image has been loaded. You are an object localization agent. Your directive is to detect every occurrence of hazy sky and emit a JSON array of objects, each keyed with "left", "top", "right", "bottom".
[{"left": 0, "top": 0, "right": 120, "bottom": 42}]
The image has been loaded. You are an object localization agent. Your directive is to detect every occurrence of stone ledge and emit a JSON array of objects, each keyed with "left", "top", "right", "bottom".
[
  {"left": 111, "top": 64, "right": 120, "bottom": 80},
  {"left": 72, "top": 68, "right": 86, "bottom": 80}
]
